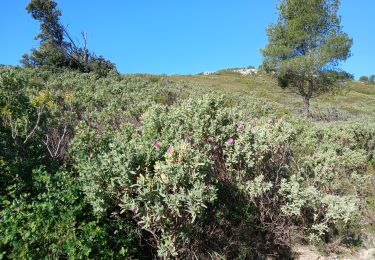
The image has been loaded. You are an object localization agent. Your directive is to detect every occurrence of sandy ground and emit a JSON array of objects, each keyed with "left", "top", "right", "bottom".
[{"left": 294, "top": 246, "right": 375, "bottom": 260}]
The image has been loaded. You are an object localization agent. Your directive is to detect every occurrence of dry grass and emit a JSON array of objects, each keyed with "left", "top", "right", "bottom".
[{"left": 170, "top": 73, "right": 375, "bottom": 120}]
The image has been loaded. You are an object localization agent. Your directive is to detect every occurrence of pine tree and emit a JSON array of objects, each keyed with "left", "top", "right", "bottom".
[
  {"left": 262, "top": 0, "right": 352, "bottom": 117},
  {"left": 21, "top": 0, "right": 72, "bottom": 69},
  {"left": 22, "top": 0, "right": 116, "bottom": 75}
]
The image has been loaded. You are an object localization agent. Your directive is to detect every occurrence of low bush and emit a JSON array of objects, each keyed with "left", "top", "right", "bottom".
[
  {"left": 72, "top": 96, "right": 373, "bottom": 258},
  {"left": 0, "top": 169, "right": 140, "bottom": 259},
  {"left": 1, "top": 67, "right": 374, "bottom": 258}
]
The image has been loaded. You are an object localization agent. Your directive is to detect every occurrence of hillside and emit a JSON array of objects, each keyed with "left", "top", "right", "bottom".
[
  {"left": 2, "top": 0, "right": 375, "bottom": 258},
  {"left": 1, "top": 67, "right": 375, "bottom": 259},
  {"left": 171, "top": 72, "right": 375, "bottom": 121}
]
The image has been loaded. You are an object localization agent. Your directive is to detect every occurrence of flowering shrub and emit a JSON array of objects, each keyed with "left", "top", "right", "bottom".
[
  {"left": 2, "top": 67, "right": 374, "bottom": 258},
  {"left": 72, "top": 97, "right": 235, "bottom": 257},
  {"left": 71, "top": 95, "right": 373, "bottom": 257},
  {"left": 0, "top": 68, "right": 188, "bottom": 258}
]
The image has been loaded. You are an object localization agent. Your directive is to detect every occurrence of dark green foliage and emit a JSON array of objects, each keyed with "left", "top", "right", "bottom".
[
  {"left": 359, "top": 75, "right": 369, "bottom": 82},
  {"left": 26, "top": 0, "right": 64, "bottom": 44},
  {"left": 336, "top": 70, "right": 354, "bottom": 81},
  {"left": 0, "top": 169, "right": 139, "bottom": 259},
  {"left": 22, "top": 0, "right": 73, "bottom": 70},
  {"left": 0, "top": 69, "right": 46, "bottom": 203},
  {"left": 360, "top": 75, "right": 375, "bottom": 84},
  {"left": 22, "top": 0, "right": 115, "bottom": 76},
  {"left": 85, "top": 55, "right": 116, "bottom": 77},
  {"left": 0, "top": 68, "right": 154, "bottom": 259}
]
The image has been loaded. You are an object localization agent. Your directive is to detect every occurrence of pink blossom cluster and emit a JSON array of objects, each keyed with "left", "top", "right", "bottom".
[
  {"left": 167, "top": 145, "right": 174, "bottom": 153},
  {"left": 237, "top": 123, "right": 244, "bottom": 130},
  {"left": 151, "top": 138, "right": 161, "bottom": 149},
  {"left": 227, "top": 137, "right": 234, "bottom": 145}
]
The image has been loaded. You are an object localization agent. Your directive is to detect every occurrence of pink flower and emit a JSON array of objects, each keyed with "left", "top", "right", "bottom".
[
  {"left": 226, "top": 137, "right": 234, "bottom": 145},
  {"left": 267, "top": 118, "right": 273, "bottom": 124},
  {"left": 237, "top": 123, "right": 244, "bottom": 130},
  {"left": 151, "top": 138, "right": 156, "bottom": 143},
  {"left": 154, "top": 142, "right": 161, "bottom": 149},
  {"left": 130, "top": 207, "right": 137, "bottom": 214},
  {"left": 167, "top": 145, "right": 174, "bottom": 153}
]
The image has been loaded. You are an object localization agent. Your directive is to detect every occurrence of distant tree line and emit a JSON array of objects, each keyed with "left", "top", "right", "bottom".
[
  {"left": 22, "top": 0, "right": 116, "bottom": 76},
  {"left": 359, "top": 75, "right": 375, "bottom": 84}
]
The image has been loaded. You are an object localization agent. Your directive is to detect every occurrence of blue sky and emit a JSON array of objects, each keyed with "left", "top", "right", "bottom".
[{"left": 0, "top": 1, "right": 374, "bottom": 78}]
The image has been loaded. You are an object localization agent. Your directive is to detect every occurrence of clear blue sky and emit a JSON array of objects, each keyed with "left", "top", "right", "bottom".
[{"left": 0, "top": 1, "right": 374, "bottom": 78}]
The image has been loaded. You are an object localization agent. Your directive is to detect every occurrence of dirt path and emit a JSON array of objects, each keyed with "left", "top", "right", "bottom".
[{"left": 295, "top": 246, "right": 375, "bottom": 260}]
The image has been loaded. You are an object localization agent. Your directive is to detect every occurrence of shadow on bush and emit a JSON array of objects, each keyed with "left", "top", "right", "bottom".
[
  {"left": 310, "top": 107, "right": 349, "bottom": 122},
  {"left": 190, "top": 182, "right": 293, "bottom": 259}
]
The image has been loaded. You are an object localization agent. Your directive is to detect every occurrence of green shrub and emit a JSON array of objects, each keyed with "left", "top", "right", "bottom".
[
  {"left": 71, "top": 95, "right": 372, "bottom": 257},
  {"left": 0, "top": 169, "right": 139, "bottom": 259},
  {"left": 1, "top": 67, "right": 374, "bottom": 258}
]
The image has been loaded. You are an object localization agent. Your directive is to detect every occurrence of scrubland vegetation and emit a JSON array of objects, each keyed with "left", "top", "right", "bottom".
[
  {"left": 1, "top": 0, "right": 375, "bottom": 259},
  {"left": 1, "top": 67, "right": 375, "bottom": 259}
]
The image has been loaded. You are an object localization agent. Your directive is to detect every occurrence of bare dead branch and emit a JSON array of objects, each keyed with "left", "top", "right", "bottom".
[
  {"left": 53, "top": 124, "right": 67, "bottom": 157},
  {"left": 81, "top": 32, "right": 88, "bottom": 64},
  {"left": 23, "top": 109, "right": 42, "bottom": 144},
  {"left": 42, "top": 134, "right": 54, "bottom": 157}
]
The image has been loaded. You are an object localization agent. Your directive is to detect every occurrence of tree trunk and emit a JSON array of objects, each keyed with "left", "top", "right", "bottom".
[{"left": 303, "top": 95, "right": 310, "bottom": 118}]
